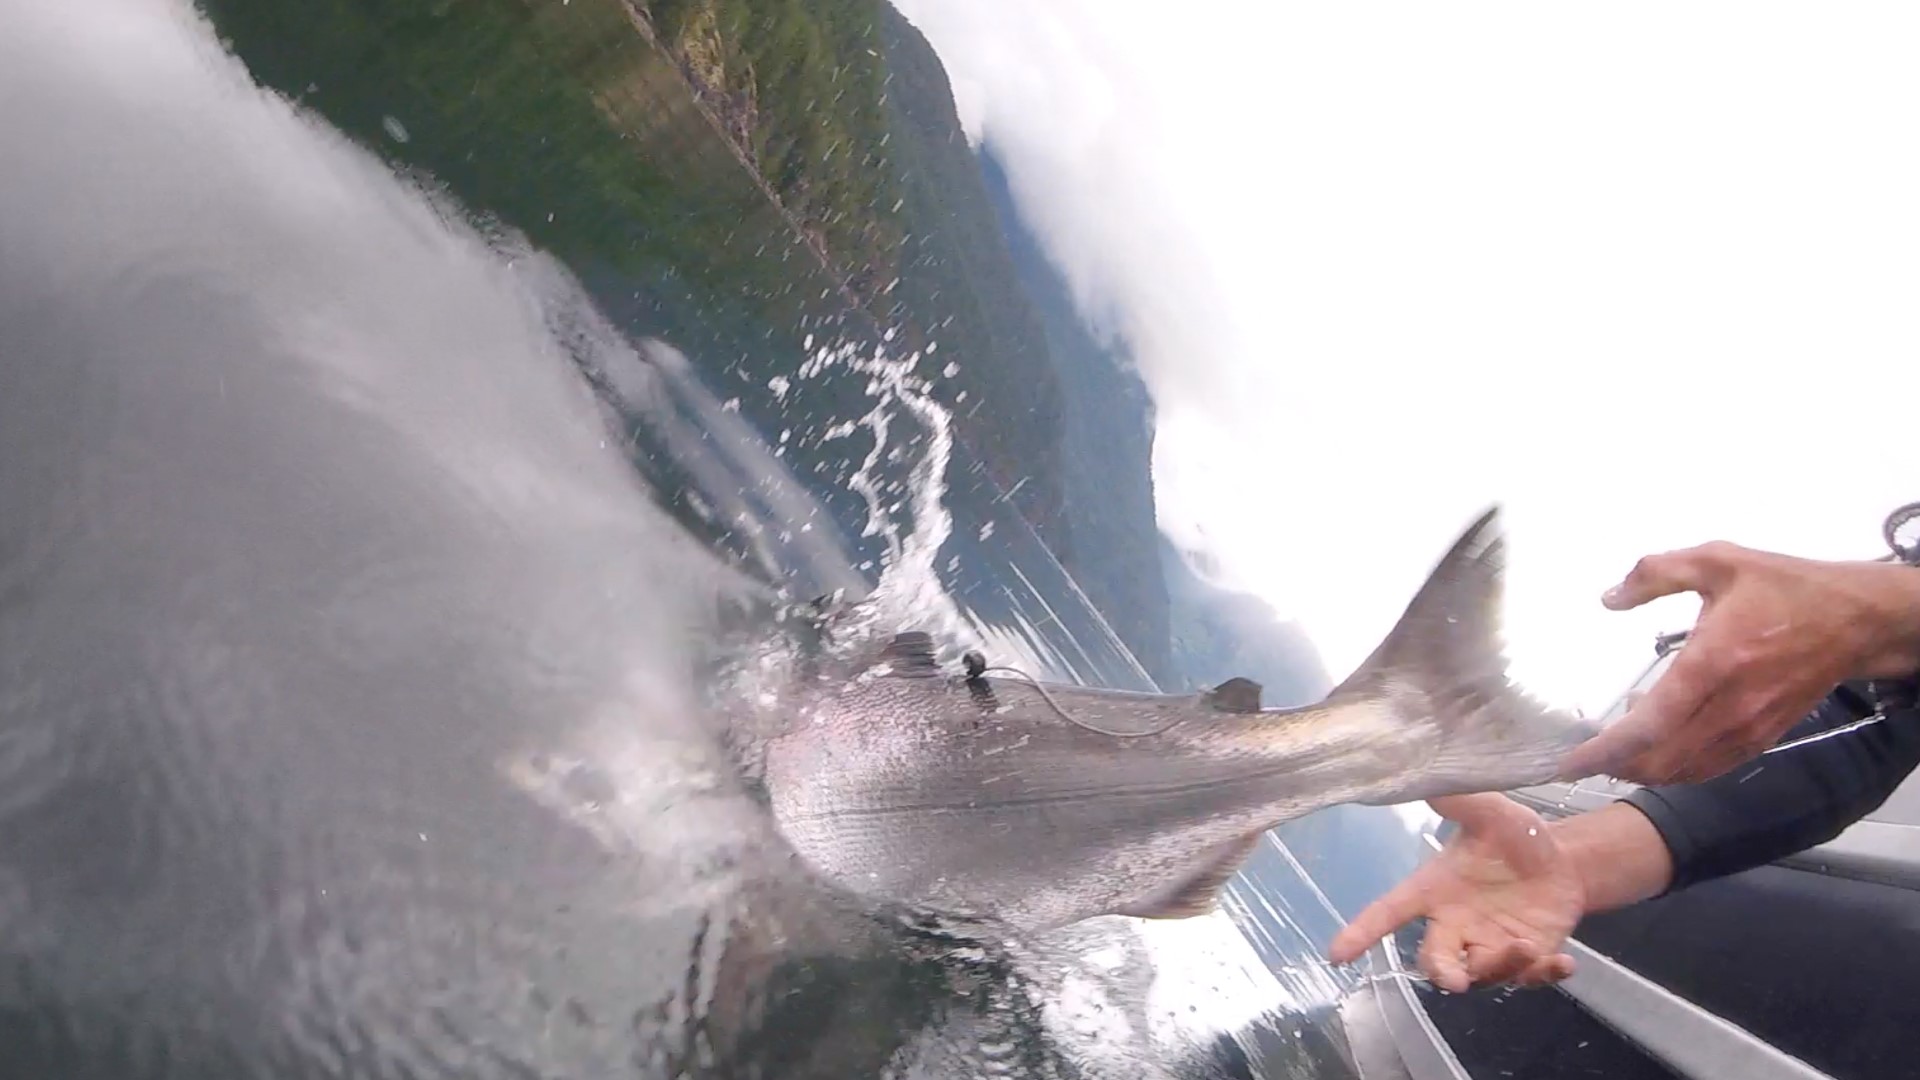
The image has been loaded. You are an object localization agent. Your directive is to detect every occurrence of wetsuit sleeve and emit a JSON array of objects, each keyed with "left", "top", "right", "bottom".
[{"left": 1620, "top": 680, "right": 1920, "bottom": 894}]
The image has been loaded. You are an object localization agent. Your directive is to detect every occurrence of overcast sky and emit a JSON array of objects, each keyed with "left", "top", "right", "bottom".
[{"left": 894, "top": 0, "right": 1920, "bottom": 714}]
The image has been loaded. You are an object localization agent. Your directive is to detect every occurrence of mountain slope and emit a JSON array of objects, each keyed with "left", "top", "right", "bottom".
[
  {"left": 974, "top": 149, "right": 1176, "bottom": 685},
  {"left": 872, "top": 6, "right": 1070, "bottom": 532},
  {"left": 195, "top": 0, "right": 1074, "bottom": 545},
  {"left": 1161, "top": 539, "right": 1332, "bottom": 706}
]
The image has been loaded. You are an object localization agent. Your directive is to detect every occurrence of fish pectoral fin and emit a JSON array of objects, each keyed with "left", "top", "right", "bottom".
[
  {"left": 1116, "top": 833, "right": 1261, "bottom": 920},
  {"left": 1204, "top": 677, "right": 1263, "bottom": 714}
]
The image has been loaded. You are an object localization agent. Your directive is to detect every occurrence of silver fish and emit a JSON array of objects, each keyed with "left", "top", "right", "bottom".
[{"left": 762, "top": 508, "right": 1601, "bottom": 932}]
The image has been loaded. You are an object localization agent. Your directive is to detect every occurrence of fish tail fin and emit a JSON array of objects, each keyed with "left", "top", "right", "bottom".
[{"left": 1332, "top": 506, "right": 1600, "bottom": 803}]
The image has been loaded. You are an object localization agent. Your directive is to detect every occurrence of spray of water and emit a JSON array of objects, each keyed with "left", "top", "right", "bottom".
[{"left": 791, "top": 333, "right": 1071, "bottom": 681}]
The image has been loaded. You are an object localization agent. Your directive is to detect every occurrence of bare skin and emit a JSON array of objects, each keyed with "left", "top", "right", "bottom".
[
  {"left": 1559, "top": 540, "right": 1920, "bottom": 786},
  {"left": 1326, "top": 794, "right": 1675, "bottom": 990},
  {"left": 1331, "top": 532, "right": 1920, "bottom": 991}
]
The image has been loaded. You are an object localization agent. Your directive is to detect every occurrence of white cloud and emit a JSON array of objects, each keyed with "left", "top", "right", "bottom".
[{"left": 897, "top": 1, "right": 1920, "bottom": 713}]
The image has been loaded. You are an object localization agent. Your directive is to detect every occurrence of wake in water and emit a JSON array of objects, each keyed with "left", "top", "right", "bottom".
[{"left": 499, "top": 229, "right": 1291, "bottom": 1080}]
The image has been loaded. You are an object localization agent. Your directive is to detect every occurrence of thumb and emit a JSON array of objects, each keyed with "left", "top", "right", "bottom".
[
  {"left": 1602, "top": 543, "right": 1737, "bottom": 611},
  {"left": 1428, "top": 792, "right": 1528, "bottom": 832},
  {"left": 1430, "top": 793, "right": 1551, "bottom": 868}
]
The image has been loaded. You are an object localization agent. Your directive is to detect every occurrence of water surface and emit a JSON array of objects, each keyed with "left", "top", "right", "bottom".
[{"left": 0, "top": 1, "right": 1384, "bottom": 1077}]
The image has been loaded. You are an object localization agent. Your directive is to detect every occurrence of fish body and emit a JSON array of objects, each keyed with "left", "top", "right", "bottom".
[{"left": 764, "top": 510, "right": 1600, "bottom": 931}]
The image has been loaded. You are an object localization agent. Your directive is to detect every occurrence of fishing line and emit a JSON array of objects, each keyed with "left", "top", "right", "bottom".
[
  {"left": 980, "top": 664, "right": 1893, "bottom": 753},
  {"left": 1357, "top": 968, "right": 1435, "bottom": 990},
  {"left": 964, "top": 662, "right": 1187, "bottom": 739},
  {"left": 1762, "top": 711, "right": 1888, "bottom": 756}
]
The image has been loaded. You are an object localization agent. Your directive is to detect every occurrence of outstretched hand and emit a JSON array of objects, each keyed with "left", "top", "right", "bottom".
[
  {"left": 1558, "top": 540, "right": 1920, "bottom": 786},
  {"left": 1327, "top": 794, "right": 1582, "bottom": 993}
]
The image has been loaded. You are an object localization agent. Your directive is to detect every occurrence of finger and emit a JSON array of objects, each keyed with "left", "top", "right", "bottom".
[
  {"left": 1514, "top": 953, "right": 1576, "bottom": 987},
  {"left": 1329, "top": 874, "right": 1433, "bottom": 965},
  {"left": 1557, "top": 647, "right": 1722, "bottom": 779},
  {"left": 1734, "top": 686, "right": 1836, "bottom": 759},
  {"left": 1613, "top": 682, "right": 1757, "bottom": 785},
  {"left": 1617, "top": 740, "right": 1708, "bottom": 786},
  {"left": 1417, "top": 919, "right": 1470, "bottom": 993},
  {"left": 1556, "top": 710, "right": 1662, "bottom": 780},
  {"left": 1465, "top": 939, "right": 1538, "bottom": 987},
  {"left": 1617, "top": 750, "right": 1688, "bottom": 786},
  {"left": 1602, "top": 542, "right": 1739, "bottom": 611},
  {"left": 1430, "top": 795, "right": 1555, "bottom": 874},
  {"left": 1428, "top": 792, "right": 1529, "bottom": 832},
  {"left": 1628, "top": 734, "right": 1749, "bottom": 786}
]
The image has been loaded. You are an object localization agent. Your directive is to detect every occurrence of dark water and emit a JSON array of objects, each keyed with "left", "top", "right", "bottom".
[{"left": 0, "top": 1, "right": 1399, "bottom": 1077}]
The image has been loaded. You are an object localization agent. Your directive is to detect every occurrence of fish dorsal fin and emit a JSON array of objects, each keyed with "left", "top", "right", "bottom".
[
  {"left": 1204, "top": 677, "right": 1263, "bottom": 714},
  {"left": 1115, "top": 833, "right": 1261, "bottom": 920},
  {"left": 879, "top": 631, "right": 940, "bottom": 677}
]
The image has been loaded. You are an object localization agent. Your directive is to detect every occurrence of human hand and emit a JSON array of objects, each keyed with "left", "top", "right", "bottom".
[
  {"left": 1327, "top": 794, "right": 1583, "bottom": 992},
  {"left": 1559, "top": 540, "right": 1920, "bottom": 785}
]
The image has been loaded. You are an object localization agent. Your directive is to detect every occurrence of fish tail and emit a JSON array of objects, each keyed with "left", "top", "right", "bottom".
[{"left": 1332, "top": 506, "right": 1600, "bottom": 803}]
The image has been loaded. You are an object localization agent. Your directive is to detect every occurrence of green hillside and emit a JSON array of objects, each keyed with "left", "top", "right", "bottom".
[
  {"left": 193, "top": 0, "right": 1070, "bottom": 536},
  {"left": 643, "top": 0, "right": 903, "bottom": 294}
]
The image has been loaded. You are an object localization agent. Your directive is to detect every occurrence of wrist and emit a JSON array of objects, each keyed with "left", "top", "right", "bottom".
[
  {"left": 1549, "top": 802, "right": 1675, "bottom": 915},
  {"left": 1550, "top": 816, "right": 1604, "bottom": 916},
  {"left": 1861, "top": 562, "right": 1920, "bottom": 679}
]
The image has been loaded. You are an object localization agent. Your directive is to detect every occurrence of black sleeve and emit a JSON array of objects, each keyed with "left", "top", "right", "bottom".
[{"left": 1620, "top": 680, "right": 1920, "bottom": 893}]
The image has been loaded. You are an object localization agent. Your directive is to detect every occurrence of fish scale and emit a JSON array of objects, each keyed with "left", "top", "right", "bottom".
[{"left": 764, "top": 507, "right": 1603, "bottom": 932}]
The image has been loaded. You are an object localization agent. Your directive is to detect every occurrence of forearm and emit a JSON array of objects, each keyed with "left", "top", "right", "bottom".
[
  {"left": 1551, "top": 801, "right": 1675, "bottom": 914},
  {"left": 1623, "top": 682, "right": 1920, "bottom": 892}
]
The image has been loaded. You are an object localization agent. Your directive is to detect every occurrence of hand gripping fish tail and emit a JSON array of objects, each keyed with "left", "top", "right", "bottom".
[
  {"left": 1333, "top": 505, "right": 1606, "bottom": 804},
  {"left": 761, "top": 505, "right": 1603, "bottom": 932}
]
